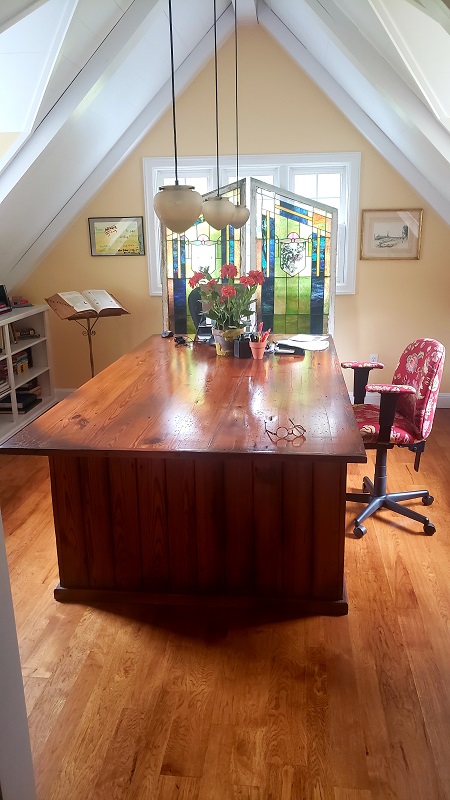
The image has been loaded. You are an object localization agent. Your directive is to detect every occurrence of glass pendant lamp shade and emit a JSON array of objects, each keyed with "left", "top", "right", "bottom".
[
  {"left": 202, "top": 195, "right": 235, "bottom": 229},
  {"left": 232, "top": 203, "right": 250, "bottom": 228},
  {"left": 154, "top": 184, "right": 202, "bottom": 233}
]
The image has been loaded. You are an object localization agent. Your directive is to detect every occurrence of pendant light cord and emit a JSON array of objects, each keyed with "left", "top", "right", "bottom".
[
  {"left": 234, "top": 0, "right": 239, "bottom": 190},
  {"left": 168, "top": 0, "right": 179, "bottom": 185},
  {"left": 213, "top": 0, "right": 220, "bottom": 196}
]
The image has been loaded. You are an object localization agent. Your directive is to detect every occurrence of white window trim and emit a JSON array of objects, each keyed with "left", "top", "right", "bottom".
[{"left": 143, "top": 152, "right": 360, "bottom": 296}]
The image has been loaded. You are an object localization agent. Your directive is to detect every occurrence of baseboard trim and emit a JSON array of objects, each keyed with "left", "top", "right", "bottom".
[
  {"left": 54, "top": 388, "right": 76, "bottom": 401},
  {"left": 437, "top": 393, "right": 450, "bottom": 408}
]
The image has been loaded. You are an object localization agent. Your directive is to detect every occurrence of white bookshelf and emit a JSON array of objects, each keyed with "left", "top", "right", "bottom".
[{"left": 0, "top": 305, "right": 56, "bottom": 444}]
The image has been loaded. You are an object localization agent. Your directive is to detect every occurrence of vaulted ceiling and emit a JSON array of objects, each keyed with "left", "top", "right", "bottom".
[{"left": 1, "top": 0, "right": 450, "bottom": 289}]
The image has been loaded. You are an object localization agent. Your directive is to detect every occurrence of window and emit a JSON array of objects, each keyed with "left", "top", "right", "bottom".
[{"left": 143, "top": 153, "right": 360, "bottom": 296}]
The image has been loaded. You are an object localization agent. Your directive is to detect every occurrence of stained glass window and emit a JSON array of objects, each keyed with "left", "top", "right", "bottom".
[
  {"left": 162, "top": 178, "right": 337, "bottom": 335},
  {"left": 251, "top": 179, "right": 337, "bottom": 335},
  {"left": 163, "top": 181, "right": 246, "bottom": 334}
]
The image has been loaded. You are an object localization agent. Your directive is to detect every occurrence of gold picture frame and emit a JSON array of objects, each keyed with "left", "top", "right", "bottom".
[
  {"left": 88, "top": 216, "right": 145, "bottom": 256},
  {"left": 360, "top": 209, "right": 422, "bottom": 260}
]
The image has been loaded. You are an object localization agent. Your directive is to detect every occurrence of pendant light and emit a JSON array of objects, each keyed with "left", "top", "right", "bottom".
[
  {"left": 230, "top": 0, "right": 249, "bottom": 229},
  {"left": 202, "top": 0, "right": 236, "bottom": 230},
  {"left": 153, "top": 0, "right": 202, "bottom": 233}
]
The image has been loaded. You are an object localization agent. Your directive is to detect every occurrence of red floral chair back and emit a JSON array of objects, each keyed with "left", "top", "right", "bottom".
[{"left": 393, "top": 338, "right": 445, "bottom": 439}]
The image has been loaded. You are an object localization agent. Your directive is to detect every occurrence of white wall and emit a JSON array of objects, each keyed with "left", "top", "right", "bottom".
[{"left": 0, "top": 516, "right": 36, "bottom": 800}]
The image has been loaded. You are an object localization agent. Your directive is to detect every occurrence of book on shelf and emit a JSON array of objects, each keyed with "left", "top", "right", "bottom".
[
  {"left": 0, "top": 397, "right": 42, "bottom": 414},
  {"left": 0, "top": 349, "right": 32, "bottom": 380},
  {"left": 20, "top": 377, "right": 41, "bottom": 397},
  {"left": 14, "top": 349, "right": 31, "bottom": 374},
  {"left": 0, "top": 392, "right": 42, "bottom": 411},
  {"left": 10, "top": 323, "right": 40, "bottom": 342},
  {"left": 0, "top": 285, "right": 12, "bottom": 314},
  {"left": 45, "top": 290, "right": 129, "bottom": 321},
  {"left": 11, "top": 296, "right": 33, "bottom": 308},
  {"left": 20, "top": 377, "right": 38, "bottom": 390}
]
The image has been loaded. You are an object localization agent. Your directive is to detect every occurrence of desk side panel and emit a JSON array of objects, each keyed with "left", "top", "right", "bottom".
[
  {"left": 224, "top": 459, "right": 254, "bottom": 593},
  {"left": 195, "top": 459, "right": 226, "bottom": 593},
  {"left": 109, "top": 460, "right": 142, "bottom": 590},
  {"left": 165, "top": 458, "right": 198, "bottom": 592},
  {"left": 312, "top": 462, "right": 347, "bottom": 599},
  {"left": 82, "top": 459, "right": 115, "bottom": 588},
  {"left": 138, "top": 459, "right": 170, "bottom": 591},
  {"left": 50, "top": 453, "right": 347, "bottom": 605},
  {"left": 283, "top": 462, "right": 313, "bottom": 597},
  {"left": 49, "top": 456, "right": 88, "bottom": 588}
]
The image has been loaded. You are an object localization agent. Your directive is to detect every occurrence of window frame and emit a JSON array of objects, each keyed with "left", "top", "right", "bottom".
[{"left": 143, "top": 152, "right": 360, "bottom": 296}]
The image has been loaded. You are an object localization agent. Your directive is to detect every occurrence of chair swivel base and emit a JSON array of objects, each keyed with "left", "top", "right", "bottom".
[{"left": 346, "top": 475, "right": 436, "bottom": 538}]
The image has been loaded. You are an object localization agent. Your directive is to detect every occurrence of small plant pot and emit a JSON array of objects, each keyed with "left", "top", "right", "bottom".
[
  {"left": 249, "top": 341, "right": 267, "bottom": 360},
  {"left": 213, "top": 328, "right": 244, "bottom": 357}
]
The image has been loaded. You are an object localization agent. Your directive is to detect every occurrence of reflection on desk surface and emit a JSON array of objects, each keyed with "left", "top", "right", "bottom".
[{"left": 0, "top": 333, "right": 365, "bottom": 463}]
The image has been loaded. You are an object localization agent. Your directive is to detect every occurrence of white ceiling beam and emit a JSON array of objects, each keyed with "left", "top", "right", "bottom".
[
  {"left": 0, "top": 0, "right": 48, "bottom": 33},
  {"left": 0, "top": 0, "right": 160, "bottom": 204},
  {"left": 302, "top": 0, "right": 450, "bottom": 159},
  {"left": 401, "top": 0, "right": 450, "bottom": 34},
  {"left": 259, "top": 1, "right": 450, "bottom": 224},
  {"left": 3, "top": 6, "right": 235, "bottom": 287},
  {"left": 231, "top": 0, "right": 258, "bottom": 23}
]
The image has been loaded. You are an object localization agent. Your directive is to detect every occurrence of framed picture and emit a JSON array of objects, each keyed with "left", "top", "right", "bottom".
[
  {"left": 360, "top": 209, "right": 423, "bottom": 260},
  {"left": 88, "top": 216, "right": 145, "bottom": 256}
]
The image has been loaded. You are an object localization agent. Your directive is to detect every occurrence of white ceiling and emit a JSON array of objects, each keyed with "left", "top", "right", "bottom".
[{"left": 0, "top": 0, "right": 449, "bottom": 289}]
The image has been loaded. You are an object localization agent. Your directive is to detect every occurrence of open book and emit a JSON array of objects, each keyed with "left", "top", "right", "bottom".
[{"left": 45, "top": 290, "right": 129, "bottom": 320}]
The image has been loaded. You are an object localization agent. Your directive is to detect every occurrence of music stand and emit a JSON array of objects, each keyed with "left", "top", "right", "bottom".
[{"left": 71, "top": 316, "right": 99, "bottom": 378}]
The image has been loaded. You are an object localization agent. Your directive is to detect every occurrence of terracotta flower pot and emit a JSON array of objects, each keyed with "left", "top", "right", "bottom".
[{"left": 249, "top": 341, "right": 267, "bottom": 360}]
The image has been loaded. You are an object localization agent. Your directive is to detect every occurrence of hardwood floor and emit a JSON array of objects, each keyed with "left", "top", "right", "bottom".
[{"left": 3, "top": 409, "right": 450, "bottom": 800}]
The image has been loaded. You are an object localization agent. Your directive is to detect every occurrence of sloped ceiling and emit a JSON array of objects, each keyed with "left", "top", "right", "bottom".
[{"left": 0, "top": 0, "right": 449, "bottom": 290}]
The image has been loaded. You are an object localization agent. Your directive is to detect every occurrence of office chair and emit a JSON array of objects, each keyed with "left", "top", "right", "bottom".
[
  {"left": 342, "top": 338, "right": 445, "bottom": 538},
  {"left": 188, "top": 286, "right": 213, "bottom": 343}
]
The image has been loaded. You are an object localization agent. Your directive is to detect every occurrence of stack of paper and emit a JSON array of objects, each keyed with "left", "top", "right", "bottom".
[{"left": 277, "top": 335, "right": 330, "bottom": 351}]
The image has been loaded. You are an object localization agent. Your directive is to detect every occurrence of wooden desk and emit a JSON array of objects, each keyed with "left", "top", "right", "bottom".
[{"left": 1, "top": 335, "right": 366, "bottom": 614}]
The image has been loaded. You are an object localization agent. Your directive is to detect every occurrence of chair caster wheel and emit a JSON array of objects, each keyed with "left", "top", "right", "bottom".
[
  {"left": 354, "top": 525, "right": 366, "bottom": 539},
  {"left": 424, "top": 522, "right": 436, "bottom": 536},
  {"left": 422, "top": 494, "right": 434, "bottom": 506}
]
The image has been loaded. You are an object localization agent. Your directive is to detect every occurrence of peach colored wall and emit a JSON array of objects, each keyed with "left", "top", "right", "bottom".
[
  {"left": 0, "top": 132, "right": 19, "bottom": 158},
  {"left": 20, "top": 26, "right": 450, "bottom": 390}
]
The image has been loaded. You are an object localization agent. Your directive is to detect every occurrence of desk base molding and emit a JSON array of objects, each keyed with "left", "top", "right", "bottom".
[{"left": 53, "top": 583, "right": 348, "bottom": 617}]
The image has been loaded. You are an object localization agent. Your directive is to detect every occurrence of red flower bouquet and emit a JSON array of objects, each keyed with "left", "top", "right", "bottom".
[{"left": 189, "top": 265, "right": 265, "bottom": 331}]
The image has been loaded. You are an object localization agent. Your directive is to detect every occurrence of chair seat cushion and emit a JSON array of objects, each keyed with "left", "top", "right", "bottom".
[{"left": 354, "top": 404, "right": 422, "bottom": 444}]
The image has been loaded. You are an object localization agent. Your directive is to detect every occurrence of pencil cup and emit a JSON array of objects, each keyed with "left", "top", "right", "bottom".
[{"left": 249, "top": 341, "right": 266, "bottom": 360}]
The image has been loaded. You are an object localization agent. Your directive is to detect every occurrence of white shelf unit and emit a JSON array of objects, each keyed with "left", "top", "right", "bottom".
[{"left": 0, "top": 305, "right": 56, "bottom": 444}]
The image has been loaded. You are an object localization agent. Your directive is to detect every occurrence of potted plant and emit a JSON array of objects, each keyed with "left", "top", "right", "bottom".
[{"left": 189, "top": 265, "right": 265, "bottom": 356}]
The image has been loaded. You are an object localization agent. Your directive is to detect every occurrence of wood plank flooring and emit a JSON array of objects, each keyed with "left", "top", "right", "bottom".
[{"left": 3, "top": 408, "right": 450, "bottom": 800}]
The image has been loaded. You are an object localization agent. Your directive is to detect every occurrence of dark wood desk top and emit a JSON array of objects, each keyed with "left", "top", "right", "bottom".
[{"left": 1, "top": 335, "right": 366, "bottom": 462}]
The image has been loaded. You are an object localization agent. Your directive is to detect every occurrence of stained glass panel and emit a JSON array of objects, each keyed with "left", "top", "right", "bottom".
[
  {"left": 251, "top": 179, "right": 337, "bottom": 334},
  {"left": 163, "top": 181, "right": 246, "bottom": 334},
  {"left": 162, "top": 179, "right": 336, "bottom": 336}
]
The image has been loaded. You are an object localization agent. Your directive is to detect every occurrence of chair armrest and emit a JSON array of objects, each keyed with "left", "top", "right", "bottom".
[
  {"left": 366, "top": 383, "right": 416, "bottom": 395},
  {"left": 341, "top": 361, "right": 384, "bottom": 369},
  {"left": 366, "top": 384, "right": 416, "bottom": 444},
  {"left": 340, "top": 361, "right": 385, "bottom": 404}
]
